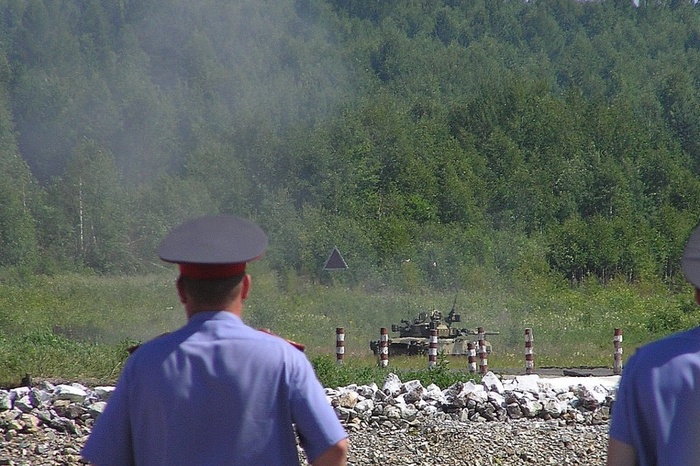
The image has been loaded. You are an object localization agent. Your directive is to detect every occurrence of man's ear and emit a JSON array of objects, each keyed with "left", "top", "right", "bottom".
[
  {"left": 176, "top": 276, "right": 187, "bottom": 304},
  {"left": 241, "top": 274, "right": 251, "bottom": 300}
]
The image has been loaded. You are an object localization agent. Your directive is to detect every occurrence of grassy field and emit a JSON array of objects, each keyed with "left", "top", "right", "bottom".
[{"left": 0, "top": 268, "right": 698, "bottom": 388}]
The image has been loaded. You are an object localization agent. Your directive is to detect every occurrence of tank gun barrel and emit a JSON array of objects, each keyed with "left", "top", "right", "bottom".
[{"left": 462, "top": 329, "right": 500, "bottom": 335}]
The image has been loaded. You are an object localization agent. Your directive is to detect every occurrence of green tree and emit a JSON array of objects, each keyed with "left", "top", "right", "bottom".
[
  {"left": 48, "top": 139, "right": 133, "bottom": 273},
  {"left": 128, "top": 174, "right": 218, "bottom": 270},
  {"left": 0, "top": 64, "right": 40, "bottom": 270},
  {"left": 0, "top": 170, "right": 39, "bottom": 269},
  {"left": 182, "top": 135, "right": 251, "bottom": 215},
  {"left": 657, "top": 70, "right": 700, "bottom": 168}
]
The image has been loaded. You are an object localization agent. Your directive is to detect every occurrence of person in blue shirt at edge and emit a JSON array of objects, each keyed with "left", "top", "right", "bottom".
[
  {"left": 607, "top": 222, "right": 700, "bottom": 466},
  {"left": 81, "top": 214, "right": 348, "bottom": 466}
]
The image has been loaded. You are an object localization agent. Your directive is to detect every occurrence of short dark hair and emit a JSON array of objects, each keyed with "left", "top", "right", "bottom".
[{"left": 177, "top": 274, "right": 245, "bottom": 309}]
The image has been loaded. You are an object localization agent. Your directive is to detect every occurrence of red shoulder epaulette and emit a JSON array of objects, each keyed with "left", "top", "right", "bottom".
[{"left": 257, "top": 328, "right": 306, "bottom": 352}]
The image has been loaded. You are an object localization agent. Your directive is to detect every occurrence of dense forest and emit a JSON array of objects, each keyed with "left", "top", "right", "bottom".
[{"left": 1, "top": 0, "right": 700, "bottom": 292}]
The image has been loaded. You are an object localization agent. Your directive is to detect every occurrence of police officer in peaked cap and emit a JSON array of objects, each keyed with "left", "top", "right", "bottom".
[
  {"left": 82, "top": 215, "right": 348, "bottom": 466},
  {"left": 158, "top": 215, "right": 268, "bottom": 279}
]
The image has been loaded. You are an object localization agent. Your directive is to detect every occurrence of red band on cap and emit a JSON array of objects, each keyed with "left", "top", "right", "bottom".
[{"left": 178, "top": 263, "right": 246, "bottom": 279}]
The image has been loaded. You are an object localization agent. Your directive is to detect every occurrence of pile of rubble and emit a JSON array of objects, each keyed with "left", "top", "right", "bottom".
[
  {"left": 0, "top": 372, "right": 620, "bottom": 464},
  {"left": 0, "top": 382, "right": 108, "bottom": 464},
  {"left": 328, "top": 372, "right": 618, "bottom": 429},
  {"left": 327, "top": 372, "right": 618, "bottom": 465}
]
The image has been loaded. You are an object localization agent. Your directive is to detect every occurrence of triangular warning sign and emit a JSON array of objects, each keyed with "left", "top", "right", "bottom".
[{"left": 323, "top": 246, "right": 348, "bottom": 270}]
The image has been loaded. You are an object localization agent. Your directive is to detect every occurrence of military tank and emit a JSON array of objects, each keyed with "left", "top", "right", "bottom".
[{"left": 369, "top": 307, "right": 498, "bottom": 357}]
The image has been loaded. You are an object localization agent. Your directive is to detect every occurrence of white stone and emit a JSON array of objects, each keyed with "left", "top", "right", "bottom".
[
  {"left": 402, "top": 379, "right": 423, "bottom": 392},
  {"left": 88, "top": 401, "right": 108, "bottom": 418},
  {"left": 53, "top": 384, "right": 88, "bottom": 402},
  {"left": 403, "top": 381, "right": 424, "bottom": 403},
  {"left": 463, "top": 385, "right": 488, "bottom": 403},
  {"left": 385, "top": 405, "right": 401, "bottom": 420},
  {"left": 399, "top": 403, "right": 418, "bottom": 421},
  {"left": 588, "top": 383, "right": 613, "bottom": 404},
  {"left": 14, "top": 394, "right": 33, "bottom": 413},
  {"left": 382, "top": 373, "right": 402, "bottom": 396},
  {"left": 521, "top": 398, "right": 542, "bottom": 417},
  {"left": 543, "top": 398, "right": 568, "bottom": 416},
  {"left": 356, "top": 384, "right": 377, "bottom": 398},
  {"left": 0, "top": 390, "right": 12, "bottom": 411},
  {"left": 458, "top": 380, "right": 484, "bottom": 396},
  {"left": 93, "top": 386, "right": 116, "bottom": 400},
  {"left": 504, "top": 374, "right": 542, "bottom": 394},
  {"left": 9, "top": 386, "right": 30, "bottom": 400},
  {"left": 355, "top": 399, "right": 374, "bottom": 414},
  {"left": 422, "top": 405, "right": 440, "bottom": 417},
  {"left": 339, "top": 390, "right": 359, "bottom": 409},
  {"left": 481, "top": 371, "right": 504, "bottom": 393},
  {"left": 488, "top": 391, "right": 506, "bottom": 408}
]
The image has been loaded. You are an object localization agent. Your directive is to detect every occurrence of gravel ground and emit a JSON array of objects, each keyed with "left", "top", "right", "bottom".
[
  {"left": 342, "top": 419, "right": 609, "bottom": 465},
  {"left": 0, "top": 419, "right": 610, "bottom": 465}
]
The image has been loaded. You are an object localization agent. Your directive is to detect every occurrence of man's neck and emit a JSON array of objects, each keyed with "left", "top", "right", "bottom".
[{"left": 186, "top": 303, "right": 243, "bottom": 319}]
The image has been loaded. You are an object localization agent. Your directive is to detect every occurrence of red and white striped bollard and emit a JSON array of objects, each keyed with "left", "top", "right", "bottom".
[
  {"left": 467, "top": 342, "right": 477, "bottom": 373},
  {"left": 613, "top": 328, "right": 623, "bottom": 374},
  {"left": 525, "top": 328, "right": 534, "bottom": 375},
  {"left": 379, "top": 327, "right": 389, "bottom": 368},
  {"left": 428, "top": 329, "right": 438, "bottom": 368},
  {"left": 335, "top": 327, "right": 344, "bottom": 365},
  {"left": 478, "top": 327, "right": 488, "bottom": 375}
]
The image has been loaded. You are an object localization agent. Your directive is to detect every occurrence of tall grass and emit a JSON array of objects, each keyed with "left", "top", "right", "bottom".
[
  {"left": 0, "top": 269, "right": 697, "bottom": 387},
  {"left": 311, "top": 354, "right": 481, "bottom": 389}
]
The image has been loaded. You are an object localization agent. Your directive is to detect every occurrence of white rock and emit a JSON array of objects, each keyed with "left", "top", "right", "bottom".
[
  {"left": 463, "top": 386, "right": 488, "bottom": 404},
  {"left": 422, "top": 404, "right": 440, "bottom": 417},
  {"left": 414, "top": 398, "right": 428, "bottom": 410},
  {"left": 488, "top": 391, "right": 506, "bottom": 408},
  {"left": 14, "top": 395, "right": 33, "bottom": 413},
  {"left": 400, "top": 403, "right": 419, "bottom": 421},
  {"left": 93, "top": 386, "right": 116, "bottom": 400},
  {"left": 504, "top": 374, "right": 542, "bottom": 394},
  {"left": 521, "top": 398, "right": 542, "bottom": 417},
  {"left": 53, "top": 384, "right": 88, "bottom": 402},
  {"left": 0, "top": 390, "right": 12, "bottom": 411},
  {"left": 356, "top": 384, "right": 377, "bottom": 398},
  {"left": 339, "top": 390, "right": 359, "bottom": 409},
  {"left": 403, "top": 381, "right": 424, "bottom": 403},
  {"left": 355, "top": 399, "right": 374, "bottom": 414},
  {"left": 385, "top": 405, "right": 401, "bottom": 420},
  {"left": 88, "top": 401, "right": 107, "bottom": 418},
  {"left": 402, "top": 379, "right": 424, "bottom": 392},
  {"left": 543, "top": 398, "right": 568, "bottom": 417},
  {"left": 9, "top": 386, "right": 30, "bottom": 399},
  {"left": 382, "top": 373, "right": 403, "bottom": 396},
  {"left": 458, "top": 380, "right": 484, "bottom": 397},
  {"left": 588, "top": 383, "right": 613, "bottom": 404},
  {"left": 481, "top": 371, "right": 504, "bottom": 393}
]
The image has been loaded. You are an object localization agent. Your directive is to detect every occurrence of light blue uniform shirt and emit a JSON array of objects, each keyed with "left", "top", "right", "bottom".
[
  {"left": 609, "top": 327, "right": 700, "bottom": 466},
  {"left": 82, "top": 311, "right": 347, "bottom": 465}
]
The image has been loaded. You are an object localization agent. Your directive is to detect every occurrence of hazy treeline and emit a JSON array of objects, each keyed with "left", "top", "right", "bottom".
[{"left": 1, "top": 0, "right": 700, "bottom": 290}]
